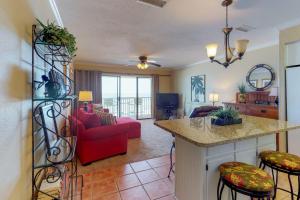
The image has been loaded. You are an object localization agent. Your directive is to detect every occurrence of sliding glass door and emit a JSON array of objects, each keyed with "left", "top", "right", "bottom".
[
  {"left": 101, "top": 75, "right": 120, "bottom": 117},
  {"left": 137, "top": 77, "right": 152, "bottom": 119},
  {"left": 102, "top": 75, "right": 152, "bottom": 119}
]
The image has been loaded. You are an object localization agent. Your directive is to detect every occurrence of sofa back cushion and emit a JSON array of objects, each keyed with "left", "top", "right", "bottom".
[
  {"left": 78, "top": 109, "right": 102, "bottom": 129},
  {"left": 69, "top": 116, "right": 86, "bottom": 136}
]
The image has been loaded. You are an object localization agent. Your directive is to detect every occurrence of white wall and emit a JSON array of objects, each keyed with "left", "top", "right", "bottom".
[
  {"left": 0, "top": 1, "right": 56, "bottom": 199},
  {"left": 172, "top": 45, "right": 279, "bottom": 115}
]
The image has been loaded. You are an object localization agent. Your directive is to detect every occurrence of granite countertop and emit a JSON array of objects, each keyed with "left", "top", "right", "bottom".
[{"left": 154, "top": 115, "right": 300, "bottom": 147}]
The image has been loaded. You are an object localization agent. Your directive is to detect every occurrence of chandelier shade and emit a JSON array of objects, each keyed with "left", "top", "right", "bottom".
[{"left": 205, "top": 0, "right": 249, "bottom": 68}]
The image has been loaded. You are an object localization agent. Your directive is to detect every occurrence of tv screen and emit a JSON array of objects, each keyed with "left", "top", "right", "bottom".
[{"left": 156, "top": 93, "right": 179, "bottom": 109}]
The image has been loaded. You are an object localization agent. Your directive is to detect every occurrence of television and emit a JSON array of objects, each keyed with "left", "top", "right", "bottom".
[{"left": 156, "top": 93, "right": 179, "bottom": 109}]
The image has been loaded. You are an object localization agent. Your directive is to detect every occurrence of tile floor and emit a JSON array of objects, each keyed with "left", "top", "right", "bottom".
[
  {"left": 77, "top": 154, "right": 298, "bottom": 200},
  {"left": 79, "top": 155, "right": 175, "bottom": 200}
]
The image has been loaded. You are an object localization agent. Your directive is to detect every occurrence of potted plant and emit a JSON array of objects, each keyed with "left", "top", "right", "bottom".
[
  {"left": 210, "top": 108, "right": 242, "bottom": 126},
  {"left": 36, "top": 19, "right": 77, "bottom": 57},
  {"left": 238, "top": 83, "right": 247, "bottom": 103}
]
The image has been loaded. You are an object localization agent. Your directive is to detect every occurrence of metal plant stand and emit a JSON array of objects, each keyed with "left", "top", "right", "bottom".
[{"left": 31, "top": 25, "right": 82, "bottom": 200}]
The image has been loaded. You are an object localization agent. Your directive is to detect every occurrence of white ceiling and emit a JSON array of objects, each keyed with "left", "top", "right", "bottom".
[{"left": 56, "top": 0, "right": 300, "bottom": 68}]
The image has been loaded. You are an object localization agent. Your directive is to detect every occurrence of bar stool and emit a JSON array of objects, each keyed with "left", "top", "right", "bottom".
[
  {"left": 217, "top": 162, "right": 274, "bottom": 200},
  {"left": 259, "top": 150, "right": 300, "bottom": 200},
  {"left": 168, "top": 135, "right": 175, "bottom": 178}
]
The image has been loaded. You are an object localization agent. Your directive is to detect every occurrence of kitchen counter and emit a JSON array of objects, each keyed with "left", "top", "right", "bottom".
[{"left": 154, "top": 115, "right": 300, "bottom": 147}]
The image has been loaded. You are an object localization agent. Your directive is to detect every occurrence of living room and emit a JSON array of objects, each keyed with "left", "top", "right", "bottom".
[{"left": 2, "top": 0, "right": 300, "bottom": 200}]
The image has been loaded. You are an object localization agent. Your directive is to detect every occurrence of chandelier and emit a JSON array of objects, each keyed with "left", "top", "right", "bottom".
[{"left": 206, "top": 0, "right": 249, "bottom": 68}]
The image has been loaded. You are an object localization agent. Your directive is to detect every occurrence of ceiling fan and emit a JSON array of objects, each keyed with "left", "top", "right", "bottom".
[{"left": 129, "top": 56, "right": 162, "bottom": 69}]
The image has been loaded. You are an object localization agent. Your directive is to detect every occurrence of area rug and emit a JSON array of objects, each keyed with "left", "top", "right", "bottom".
[{"left": 78, "top": 119, "right": 173, "bottom": 174}]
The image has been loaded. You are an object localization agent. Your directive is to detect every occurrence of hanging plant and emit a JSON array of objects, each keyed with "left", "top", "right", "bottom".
[{"left": 36, "top": 19, "right": 77, "bottom": 57}]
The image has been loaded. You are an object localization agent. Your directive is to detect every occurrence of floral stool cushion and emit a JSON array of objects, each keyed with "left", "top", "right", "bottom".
[
  {"left": 260, "top": 150, "right": 300, "bottom": 172},
  {"left": 219, "top": 162, "right": 274, "bottom": 192}
]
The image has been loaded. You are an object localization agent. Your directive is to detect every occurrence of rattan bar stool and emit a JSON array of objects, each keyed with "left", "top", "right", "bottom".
[
  {"left": 259, "top": 151, "right": 300, "bottom": 200},
  {"left": 217, "top": 162, "right": 274, "bottom": 200}
]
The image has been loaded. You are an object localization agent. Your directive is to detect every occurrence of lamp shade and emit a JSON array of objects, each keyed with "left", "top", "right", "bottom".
[
  {"left": 269, "top": 87, "right": 278, "bottom": 97},
  {"left": 209, "top": 93, "right": 219, "bottom": 102},
  {"left": 206, "top": 43, "right": 218, "bottom": 59},
  {"left": 79, "top": 91, "right": 93, "bottom": 102},
  {"left": 235, "top": 39, "right": 249, "bottom": 54}
]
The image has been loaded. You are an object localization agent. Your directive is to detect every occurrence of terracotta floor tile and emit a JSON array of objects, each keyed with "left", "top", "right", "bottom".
[
  {"left": 113, "top": 164, "right": 134, "bottom": 176},
  {"left": 92, "top": 178, "right": 118, "bottom": 197},
  {"left": 92, "top": 169, "right": 116, "bottom": 181},
  {"left": 116, "top": 174, "right": 141, "bottom": 191},
  {"left": 147, "top": 155, "right": 170, "bottom": 168},
  {"left": 157, "top": 194, "right": 176, "bottom": 200},
  {"left": 153, "top": 165, "right": 174, "bottom": 179},
  {"left": 92, "top": 192, "right": 121, "bottom": 200},
  {"left": 136, "top": 169, "right": 161, "bottom": 184},
  {"left": 130, "top": 161, "right": 151, "bottom": 173},
  {"left": 120, "top": 186, "right": 150, "bottom": 200},
  {"left": 143, "top": 179, "right": 173, "bottom": 200}
]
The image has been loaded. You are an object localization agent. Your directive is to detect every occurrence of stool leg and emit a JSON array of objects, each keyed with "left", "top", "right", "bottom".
[
  {"left": 271, "top": 169, "right": 278, "bottom": 199},
  {"left": 288, "top": 174, "right": 295, "bottom": 200},
  {"left": 219, "top": 180, "right": 225, "bottom": 200},
  {"left": 168, "top": 142, "right": 175, "bottom": 178},
  {"left": 297, "top": 176, "right": 300, "bottom": 200},
  {"left": 217, "top": 177, "right": 221, "bottom": 200}
]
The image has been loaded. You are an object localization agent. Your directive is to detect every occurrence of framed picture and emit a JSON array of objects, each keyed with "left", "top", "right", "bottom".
[{"left": 191, "top": 75, "right": 206, "bottom": 102}]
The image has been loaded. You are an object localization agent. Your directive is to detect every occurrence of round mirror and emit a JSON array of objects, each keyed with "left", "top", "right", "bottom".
[{"left": 246, "top": 64, "right": 275, "bottom": 91}]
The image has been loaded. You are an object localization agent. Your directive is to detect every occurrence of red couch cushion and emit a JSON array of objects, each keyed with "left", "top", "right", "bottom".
[
  {"left": 116, "top": 117, "right": 141, "bottom": 138},
  {"left": 78, "top": 109, "right": 101, "bottom": 129}
]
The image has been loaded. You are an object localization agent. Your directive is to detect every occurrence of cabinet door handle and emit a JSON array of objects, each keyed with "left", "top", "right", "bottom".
[{"left": 261, "top": 110, "right": 267, "bottom": 113}]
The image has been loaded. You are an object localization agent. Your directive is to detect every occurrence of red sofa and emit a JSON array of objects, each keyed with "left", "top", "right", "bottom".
[{"left": 69, "top": 109, "right": 141, "bottom": 165}]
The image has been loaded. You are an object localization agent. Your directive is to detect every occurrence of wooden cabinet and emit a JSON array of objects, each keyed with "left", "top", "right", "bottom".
[{"left": 224, "top": 102, "right": 278, "bottom": 119}]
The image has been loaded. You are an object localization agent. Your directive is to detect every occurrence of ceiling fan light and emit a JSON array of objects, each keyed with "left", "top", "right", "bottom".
[
  {"left": 137, "top": 63, "right": 149, "bottom": 69},
  {"left": 235, "top": 39, "right": 249, "bottom": 55},
  {"left": 206, "top": 43, "right": 218, "bottom": 59}
]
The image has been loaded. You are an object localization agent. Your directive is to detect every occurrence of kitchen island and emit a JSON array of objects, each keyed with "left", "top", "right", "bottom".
[{"left": 154, "top": 115, "right": 300, "bottom": 200}]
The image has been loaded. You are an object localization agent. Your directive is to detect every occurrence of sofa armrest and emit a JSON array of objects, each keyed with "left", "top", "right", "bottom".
[{"left": 80, "top": 123, "right": 129, "bottom": 141}]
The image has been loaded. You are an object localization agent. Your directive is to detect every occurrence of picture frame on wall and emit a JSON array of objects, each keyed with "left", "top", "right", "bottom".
[{"left": 191, "top": 75, "right": 206, "bottom": 102}]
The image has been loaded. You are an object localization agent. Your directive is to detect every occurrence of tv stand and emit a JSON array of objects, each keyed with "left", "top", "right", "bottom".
[{"left": 159, "top": 107, "right": 177, "bottom": 120}]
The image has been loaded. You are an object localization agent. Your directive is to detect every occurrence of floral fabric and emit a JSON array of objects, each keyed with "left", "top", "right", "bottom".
[
  {"left": 219, "top": 162, "right": 274, "bottom": 192},
  {"left": 259, "top": 151, "right": 300, "bottom": 172}
]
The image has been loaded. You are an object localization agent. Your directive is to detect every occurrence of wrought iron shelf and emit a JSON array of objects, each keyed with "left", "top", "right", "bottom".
[
  {"left": 33, "top": 95, "right": 77, "bottom": 102},
  {"left": 34, "top": 136, "right": 77, "bottom": 169}
]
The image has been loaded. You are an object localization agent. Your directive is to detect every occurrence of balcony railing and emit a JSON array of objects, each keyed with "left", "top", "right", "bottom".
[{"left": 102, "top": 97, "right": 152, "bottom": 119}]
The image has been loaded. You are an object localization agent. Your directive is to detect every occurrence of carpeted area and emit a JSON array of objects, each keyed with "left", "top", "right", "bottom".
[{"left": 78, "top": 119, "right": 173, "bottom": 174}]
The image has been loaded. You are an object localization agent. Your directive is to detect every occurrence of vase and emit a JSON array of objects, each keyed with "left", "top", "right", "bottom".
[
  {"left": 239, "top": 93, "right": 246, "bottom": 103},
  {"left": 211, "top": 118, "right": 242, "bottom": 126}
]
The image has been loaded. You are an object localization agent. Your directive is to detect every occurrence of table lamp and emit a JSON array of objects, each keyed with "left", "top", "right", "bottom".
[
  {"left": 79, "top": 91, "right": 93, "bottom": 112},
  {"left": 209, "top": 93, "right": 219, "bottom": 106},
  {"left": 269, "top": 87, "right": 279, "bottom": 106}
]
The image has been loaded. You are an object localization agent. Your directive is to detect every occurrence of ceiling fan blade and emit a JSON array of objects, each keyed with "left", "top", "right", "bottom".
[{"left": 147, "top": 62, "right": 161, "bottom": 67}]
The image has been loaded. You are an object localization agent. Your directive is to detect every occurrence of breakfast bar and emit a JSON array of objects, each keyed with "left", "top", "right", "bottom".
[{"left": 154, "top": 115, "right": 300, "bottom": 200}]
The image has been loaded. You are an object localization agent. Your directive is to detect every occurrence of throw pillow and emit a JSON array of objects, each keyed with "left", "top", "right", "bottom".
[
  {"left": 95, "top": 111, "right": 117, "bottom": 125},
  {"left": 78, "top": 109, "right": 101, "bottom": 129},
  {"left": 92, "top": 104, "right": 103, "bottom": 113}
]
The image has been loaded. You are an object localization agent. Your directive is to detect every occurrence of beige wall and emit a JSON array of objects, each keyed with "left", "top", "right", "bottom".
[
  {"left": 172, "top": 45, "right": 279, "bottom": 116},
  {"left": 278, "top": 25, "right": 300, "bottom": 151},
  {"left": 0, "top": 0, "right": 56, "bottom": 199},
  {"left": 75, "top": 62, "right": 173, "bottom": 93}
]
